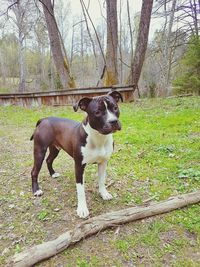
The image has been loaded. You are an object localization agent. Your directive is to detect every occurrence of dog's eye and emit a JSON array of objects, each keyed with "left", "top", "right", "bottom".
[
  {"left": 95, "top": 111, "right": 101, "bottom": 116},
  {"left": 113, "top": 106, "right": 118, "bottom": 112}
]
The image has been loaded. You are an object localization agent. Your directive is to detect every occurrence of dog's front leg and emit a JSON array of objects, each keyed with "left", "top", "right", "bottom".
[
  {"left": 98, "top": 161, "right": 113, "bottom": 200},
  {"left": 75, "top": 161, "right": 89, "bottom": 218}
]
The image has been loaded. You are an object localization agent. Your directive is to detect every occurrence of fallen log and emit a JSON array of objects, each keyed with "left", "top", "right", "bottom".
[{"left": 10, "top": 190, "right": 200, "bottom": 267}]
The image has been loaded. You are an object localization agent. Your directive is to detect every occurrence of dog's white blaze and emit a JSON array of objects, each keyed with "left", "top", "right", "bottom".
[
  {"left": 81, "top": 123, "right": 113, "bottom": 164},
  {"left": 76, "top": 183, "right": 89, "bottom": 218},
  {"left": 104, "top": 101, "right": 117, "bottom": 122}
]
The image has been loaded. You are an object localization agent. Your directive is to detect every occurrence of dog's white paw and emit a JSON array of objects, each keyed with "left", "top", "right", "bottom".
[
  {"left": 100, "top": 190, "right": 113, "bottom": 200},
  {"left": 77, "top": 206, "right": 89, "bottom": 219},
  {"left": 34, "top": 189, "right": 43, "bottom": 197},
  {"left": 52, "top": 172, "right": 60, "bottom": 178}
]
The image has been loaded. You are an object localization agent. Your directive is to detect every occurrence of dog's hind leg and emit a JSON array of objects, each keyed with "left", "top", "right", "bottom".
[
  {"left": 46, "top": 145, "right": 60, "bottom": 178},
  {"left": 31, "top": 144, "right": 47, "bottom": 196}
]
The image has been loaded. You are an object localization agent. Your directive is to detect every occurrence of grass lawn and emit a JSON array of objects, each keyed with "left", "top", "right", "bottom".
[{"left": 0, "top": 96, "right": 200, "bottom": 266}]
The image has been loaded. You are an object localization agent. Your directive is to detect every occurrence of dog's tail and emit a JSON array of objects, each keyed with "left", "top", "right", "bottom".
[{"left": 30, "top": 119, "right": 43, "bottom": 141}]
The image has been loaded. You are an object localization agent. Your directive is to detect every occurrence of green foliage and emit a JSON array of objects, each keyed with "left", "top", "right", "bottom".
[
  {"left": 76, "top": 259, "right": 90, "bottom": 267},
  {"left": 0, "top": 33, "right": 52, "bottom": 93},
  {"left": 173, "top": 36, "right": 200, "bottom": 94},
  {"left": 156, "top": 144, "right": 175, "bottom": 154},
  {"left": 115, "top": 239, "right": 130, "bottom": 253},
  {"left": 178, "top": 168, "right": 200, "bottom": 180},
  {"left": 0, "top": 34, "right": 19, "bottom": 78},
  {"left": 55, "top": 73, "right": 63, "bottom": 89},
  {"left": 166, "top": 205, "right": 200, "bottom": 234},
  {"left": 149, "top": 81, "right": 156, "bottom": 98},
  {"left": 15, "top": 244, "right": 21, "bottom": 253},
  {"left": 37, "top": 210, "right": 49, "bottom": 221}
]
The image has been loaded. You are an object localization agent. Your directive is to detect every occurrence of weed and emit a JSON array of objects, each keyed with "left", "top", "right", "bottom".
[
  {"left": 15, "top": 244, "right": 21, "bottom": 253},
  {"left": 37, "top": 210, "right": 49, "bottom": 221},
  {"left": 178, "top": 168, "right": 200, "bottom": 180},
  {"left": 76, "top": 259, "right": 90, "bottom": 267},
  {"left": 115, "top": 239, "right": 130, "bottom": 253}
]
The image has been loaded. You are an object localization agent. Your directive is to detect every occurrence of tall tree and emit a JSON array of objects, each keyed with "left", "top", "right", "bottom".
[
  {"left": 104, "top": 0, "right": 118, "bottom": 86},
  {"left": 161, "top": 0, "right": 177, "bottom": 95},
  {"left": 34, "top": 17, "right": 49, "bottom": 90},
  {"left": 11, "top": 0, "right": 30, "bottom": 92},
  {"left": 40, "top": 0, "right": 75, "bottom": 89},
  {"left": 151, "top": 0, "right": 199, "bottom": 96},
  {"left": 127, "top": 0, "right": 154, "bottom": 89}
]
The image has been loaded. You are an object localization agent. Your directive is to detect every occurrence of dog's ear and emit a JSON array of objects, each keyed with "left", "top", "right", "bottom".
[
  {"left": 73, "top": 97, "right": 92, "bottom": 112},
  {"left": 108, "top": 90, "right": 123, "bottom": 103}
]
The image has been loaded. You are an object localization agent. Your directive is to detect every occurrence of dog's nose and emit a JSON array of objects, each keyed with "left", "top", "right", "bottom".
[
  {"left": 109, "top": 119, "right": 118, "bottom": 124},
  {"left": 110, "top": 119, "right": 121, "bottom": 131}
]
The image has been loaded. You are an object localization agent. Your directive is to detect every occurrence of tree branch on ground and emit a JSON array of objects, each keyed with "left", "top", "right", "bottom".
[{"left": 9, "top": 190, "right": 200, "bottom": 267}]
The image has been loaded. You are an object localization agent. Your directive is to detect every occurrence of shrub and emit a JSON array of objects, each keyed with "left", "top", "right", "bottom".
[{"left": 173, "top": 36, "right": 200, "bottom": 95}]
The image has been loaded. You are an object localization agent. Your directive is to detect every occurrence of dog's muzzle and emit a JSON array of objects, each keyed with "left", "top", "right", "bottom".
[
  {"left": 110, "top": 120, "right": 121, "bottom": 132},
  {"left": 100, "top": 120, "right": 121, "bottom": 135}
]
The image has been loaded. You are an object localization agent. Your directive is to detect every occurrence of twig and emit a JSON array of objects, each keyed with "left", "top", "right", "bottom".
[{"left": 0, "top": 1, "right": 18, "bottom": 17}]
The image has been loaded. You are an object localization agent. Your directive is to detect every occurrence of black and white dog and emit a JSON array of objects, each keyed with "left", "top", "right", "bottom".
[{"left": 30, "top": 91, "right": 123, "bottom": 218}]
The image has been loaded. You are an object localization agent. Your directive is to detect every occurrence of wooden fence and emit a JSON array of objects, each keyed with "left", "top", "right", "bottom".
[{"left": 0, "top": 85, "right": 134, "bottom": 107}]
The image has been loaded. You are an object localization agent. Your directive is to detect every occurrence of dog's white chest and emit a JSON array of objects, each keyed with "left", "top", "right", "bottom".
[{"left": 81, "top": 124, "right": 113, "bottom": 164}]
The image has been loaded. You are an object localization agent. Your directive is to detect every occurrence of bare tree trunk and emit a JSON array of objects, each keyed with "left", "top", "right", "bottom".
[
  {"left": 190, "top": 0, "right": 199, "bottom": 36},
  {"left": 12, "top": 0, "right": 26, "bottom": 92},
  {"left": 0, "top": 49, "right": 7, "bottom": 86},
  {"left": 162, "top": 0, "right": 177, "bottom": 96},
  {"left": 18, "top": 31, "right": 26, "bottom": 92},
  {"left": 40, "top": 0, "right": 75, "bottom": 89},
  {"left": 119, "top": 0, "right": 123, "bottom": 83},
  {"left": 104, "top": 0, "right": 118, "bottom": 86},
  {"left": 127, "top": 0, "right": 134, "bottom": 67},
  {"left": 37, "top": 39, "right": 45, "bottom": 90},
  {"left": 127, "top": 0, "right": 154, "bottom": 88},
  {"left": 49, "top": 51, "right": 55, "bottom": 91},
  {"left": 10, "top": 190, "right": 200, "bottom": 267},
  {"left": 81, "top": 18, "right": 84, "bottom": 85},
  {"left": 70, "top": 22, "right": 75, "bottom": 67}
]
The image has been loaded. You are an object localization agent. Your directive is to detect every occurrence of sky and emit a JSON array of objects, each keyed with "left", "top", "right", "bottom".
[
  {"left": 0, "top": 0, "right": 163, "bottom": 44},
  {"left": 69, "top": 0, "right": 162, "bottom": 40},
  {"left": 70, "top": 0, "right": 143, "bottom": 17}
]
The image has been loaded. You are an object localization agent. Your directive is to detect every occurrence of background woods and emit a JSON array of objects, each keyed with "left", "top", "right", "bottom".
[{"left": 0, "top": 0, "right": 199, "bottom": 95}]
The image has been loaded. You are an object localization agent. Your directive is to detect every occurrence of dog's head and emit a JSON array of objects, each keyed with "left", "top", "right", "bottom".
[{"left": 73, "top": 91, "right": 123, "bottom": 135}]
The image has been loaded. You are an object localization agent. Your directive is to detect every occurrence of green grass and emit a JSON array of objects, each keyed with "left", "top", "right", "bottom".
[{"left": 0, "top": 96, "right": 200, "bottom": 266}]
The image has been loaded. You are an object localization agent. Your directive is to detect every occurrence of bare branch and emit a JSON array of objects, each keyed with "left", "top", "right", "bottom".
[
  {"left": 81, "top": 0, "right": 106, "bottom": 66},
  {"left": 119, "top": 58, "right": 131, "bottom": 68},
  {"left": 80, "top": 0, "right": 98, "bottom": 67},
  {"left": 126, "top": 0, "right": 134, "bottom": 64},
  {"left": 0, "top": 1, "right": 18, "bottom": 17}
]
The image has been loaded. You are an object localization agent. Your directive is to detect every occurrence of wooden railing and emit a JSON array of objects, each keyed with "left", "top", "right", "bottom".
[{"left": 0, "top": 85, "right": 134, "bottom": 107}]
